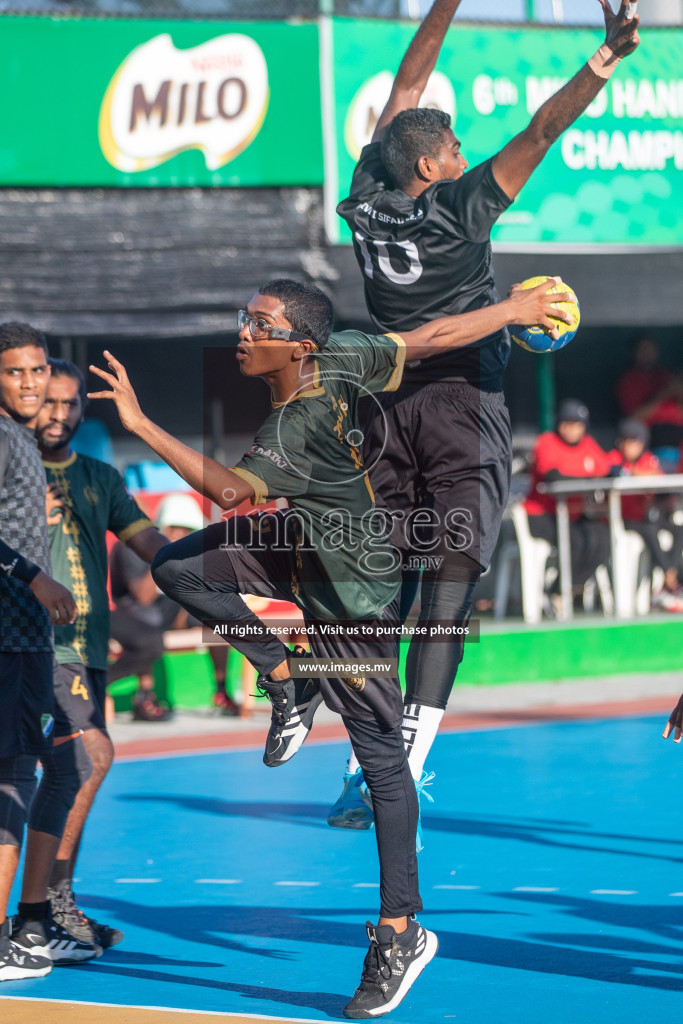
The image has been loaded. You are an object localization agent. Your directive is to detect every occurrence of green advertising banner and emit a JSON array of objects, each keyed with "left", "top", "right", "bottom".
[
  {"left": 331, "top": 20, "right": 683, "bottom": 248},
  {"left": 0, "top": 17, "right": 322, "bottom": 186}
]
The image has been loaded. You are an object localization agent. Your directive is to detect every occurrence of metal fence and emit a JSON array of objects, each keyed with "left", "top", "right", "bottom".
[
  {"left": 0, "top": 0, "right": 675, "bottom": 32},
  {"left": 0, "top": 0, "right": 532, "bottom": 22}
]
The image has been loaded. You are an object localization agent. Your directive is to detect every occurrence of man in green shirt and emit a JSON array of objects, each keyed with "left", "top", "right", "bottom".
[
  {"left": 34, "top": 359, "right": 167, "bottom": 948},
  {"left": 89, "top": 277, "right": 566, "bottom": 1017}
]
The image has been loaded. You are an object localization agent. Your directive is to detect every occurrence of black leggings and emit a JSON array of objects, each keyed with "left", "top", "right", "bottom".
[
  {"left": 344, "top": 716, "right": 421, "bottom": 919},
  {"left": 402, "top": 549, "right": 481, "bottom": 712},
  {"left": 0, "top": 755, "right": 36, "bottom": 847},
  {"left": 153, "top": 522, "right": 420, "bottom": 917}
]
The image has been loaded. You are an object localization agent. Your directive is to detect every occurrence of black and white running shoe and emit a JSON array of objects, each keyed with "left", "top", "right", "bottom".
[
  {"left": 0, "top": 919, "right": 52, "bottom": 981},
  {"left": 48, "top": 886, "right": 124, "bottom": 949},
  {"left": 257, "top": 654, "right": 323, "bottom": 768},
  {"left": 343, "top": 918, "right": 438, "bottom": 1019},
  {"left": 11, "top": 912, "right": 102, "bottom": 964}
]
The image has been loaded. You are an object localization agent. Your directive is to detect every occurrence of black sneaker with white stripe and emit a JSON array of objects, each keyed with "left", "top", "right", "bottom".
[
  {"left": 0, "top": 918, "right": 52, "bottom": 982},
  {"left": 343, "top": 918, "right": 438, "bottom": 1019},
  {"left": 257, "top": 657, "right": 323, "bottom": 768},
  {"left": 11, "top": 912, "right": 102, "bottom": 964}
]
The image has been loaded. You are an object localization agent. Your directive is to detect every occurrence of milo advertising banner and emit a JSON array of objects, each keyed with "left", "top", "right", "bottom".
[
  {"left": 0, "top": 17, "right": 322, "bottom": 186},
  {"left": 331, "top": 20, "right": 683, "bottom": 248},
  {"left": 0, "top": 15, "right": 681, "bottom": 247}
]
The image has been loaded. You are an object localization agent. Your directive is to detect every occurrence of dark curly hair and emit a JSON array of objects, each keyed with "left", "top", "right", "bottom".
[
  {"left": 0, "top": 322, "right": 48, "bottom": 357},
  {"left": 381, "top": 108, "right": 452, "bottom": 191},
  {"left": 259, "top": 279, "right": 334, "bottom": 350},
  {"left": 49, "top": 358, "right": 86, "bottom": 407}
]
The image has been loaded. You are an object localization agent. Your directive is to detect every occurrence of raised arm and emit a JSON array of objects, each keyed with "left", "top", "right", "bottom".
[
  {"left": 402, "top": 278, "right": 575, "bottom": 360},
  {"left": 88, "top": 352, "right": 255, "bottom": 511},
  {"left": 492, "top": 0, "right": 640, "bottom": 199},
  {"left": 372, "top": 0, "right": 463, "bottom": 143}
]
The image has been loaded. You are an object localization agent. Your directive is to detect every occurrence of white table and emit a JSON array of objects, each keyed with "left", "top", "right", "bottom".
[{"left": 539, "top": 474, "right": 683, "bottom": 619}]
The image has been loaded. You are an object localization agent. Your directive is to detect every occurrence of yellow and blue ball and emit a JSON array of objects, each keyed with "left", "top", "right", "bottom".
[{"left": 510, "top": 276, "right": 580, "bottom": 353}]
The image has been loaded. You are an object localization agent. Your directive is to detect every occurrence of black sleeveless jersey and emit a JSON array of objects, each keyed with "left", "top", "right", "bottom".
[{"left": 337, "top": 143, "right": 513, "bottom": 392}]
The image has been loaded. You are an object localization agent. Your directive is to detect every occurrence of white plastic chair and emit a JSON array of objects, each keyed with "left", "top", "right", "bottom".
[
  {"left": 611, "top": 517, "right": 651, "bottom": 617},
  {"left": 494, "top": 504, "right": 553, "bottom": 623}
]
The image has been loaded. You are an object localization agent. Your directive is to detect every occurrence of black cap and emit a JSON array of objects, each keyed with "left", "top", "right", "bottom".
[
  {"left": 556, "top": 398, "right": 589, "bottom": 425},
  {"left": 617, "top": 418, "right": 649, "bottom": 444}
]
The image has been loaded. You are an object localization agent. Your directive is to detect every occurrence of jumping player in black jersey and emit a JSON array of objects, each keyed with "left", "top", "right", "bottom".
[
  {"left": 334, "top": 0, "right": 640, "bottom": 834},
  {"left": 89, "top": 278, "right": 567, "bottom": 1018}
]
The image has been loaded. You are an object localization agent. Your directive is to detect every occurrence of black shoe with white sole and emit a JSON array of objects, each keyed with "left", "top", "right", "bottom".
[
  {"left": 257, "top": 670, "right": 323, "bottom": 768},
  {"left": 343, "top": 918, "right": 438, "bottom": 1019},
  {"left": 0, "top": 919, "right": 52, "bottom": 981},
  {"left": 11, "top": 913, "right": 102, "bottom": 964}
]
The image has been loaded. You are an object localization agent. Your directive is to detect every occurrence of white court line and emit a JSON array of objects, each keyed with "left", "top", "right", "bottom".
[
  {"left": 590, "top": 889, "right": 638, "bottom": 895},
  {"left": 669, "top": 892, "right": 683, "bottom": 897},
  {"left": 433, "top": 884, "right": 480, "bottom": 890},
  {"left": 195, "top": 879, "right": 243, "bottom": 885},
  {"left": 0, "top": 995, "right": 320, "bottom": 1021},
  {"left": 353, "top": 883, "right": 380, "bottom": 888},
  {"left": 513, "top": 887, "right": 559, "bottom": 892},
  {"left": 114, "top": 878, "right": 163, "bottom": 884},
  {"left": 274, "top": 881, "right": 320, "bottom": 887}
]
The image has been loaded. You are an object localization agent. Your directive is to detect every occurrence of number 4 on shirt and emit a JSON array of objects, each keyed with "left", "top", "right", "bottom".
[{"left": 71, "top": 674, "right": 89, "bottom": 701}]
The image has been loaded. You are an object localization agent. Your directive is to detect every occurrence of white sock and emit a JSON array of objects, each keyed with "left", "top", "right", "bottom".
[
  {"left": 402, "top": 703, "right": 444, "bottom": 781},
  {"left": 347, "top": 748, "right": 361, "bottom": 774}
]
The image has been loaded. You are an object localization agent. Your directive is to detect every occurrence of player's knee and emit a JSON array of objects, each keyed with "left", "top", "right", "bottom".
[
  {"left": 29, "top": 737, "right": 93, "bottom": 837},
  {"left": 151, "top": 547, "right": 177, "bottom": 595},
  {"left": 421, "top": 578, "right": 477, "bottom": 621},
  {"left": 0, "top": 755, "right": 37, "bottom": 846},
  {"left": 83, "top": 731, "right": 114, "bottom": 779}
]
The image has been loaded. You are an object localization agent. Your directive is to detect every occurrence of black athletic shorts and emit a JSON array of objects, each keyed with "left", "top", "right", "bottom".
[
  {"left": 53, "top": 662, "right": 108, "bottom": 738},
  {"left": 363, "top": 381, "right": 512, "bottom": 572},
  {"left": 0, "top": 650, "right": 54, "bottom": 757}
]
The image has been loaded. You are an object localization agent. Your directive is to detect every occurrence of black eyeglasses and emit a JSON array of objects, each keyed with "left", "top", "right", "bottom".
[{"left": 237, "top": 310, "right": 313, "bottom": 344}]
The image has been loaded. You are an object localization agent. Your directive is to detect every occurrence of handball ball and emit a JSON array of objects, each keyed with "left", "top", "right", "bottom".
[{"left": 510, "top": 276, "right": 580, "bottom": 353}]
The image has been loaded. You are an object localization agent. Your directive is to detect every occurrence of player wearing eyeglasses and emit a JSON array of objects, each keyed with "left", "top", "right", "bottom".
[{"left": 89, "top": 276, "right": 570, "bottom": 1018}]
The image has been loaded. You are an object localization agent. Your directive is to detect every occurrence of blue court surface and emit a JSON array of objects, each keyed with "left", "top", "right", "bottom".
[{"left": 5, "top": 712, "right": 683, "bottom": 1023}]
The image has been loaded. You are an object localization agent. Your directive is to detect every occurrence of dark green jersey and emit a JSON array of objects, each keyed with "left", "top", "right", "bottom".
[
  {"left": 43, "top": 452, "right": 153, "bottom": 669},
  {"left": 230, "top": 329, "right": 405, "bottom": 622}
]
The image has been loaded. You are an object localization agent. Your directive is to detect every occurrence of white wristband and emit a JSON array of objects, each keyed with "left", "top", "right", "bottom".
[
  {"left": 587, "top": 43, "right": 622, "bottom": 80},
  {"left": 625, "top": 2, "right": 637, "bottom": 19}
]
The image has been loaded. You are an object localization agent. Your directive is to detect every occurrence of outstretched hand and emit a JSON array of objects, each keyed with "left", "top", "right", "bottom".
[
  {"left": 88, "top": 351, "right": 146, "bottom": 435},
  {"left": 663, "top": 693, "right": 683, "bottom": 743},
  {"left": 507, "top": 278, "right": 576, "bottom": 341},
  {"left": 598, "top": 0, "right": 640, "bottom": 59}
]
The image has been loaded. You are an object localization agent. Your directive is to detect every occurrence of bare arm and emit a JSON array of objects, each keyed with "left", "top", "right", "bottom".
[
  {"left": 372, "top": 0, "right": 463, "bottom": 143},
  {"left": 126, "top": 526, "right": 169, "bottom": 564},
  {"left": 492, "top": 0, "right": 640, "bottom": 199},
  {"left": 88, "top": 352, "right": 255, "bottom": 511},
  {"left": 127, "top": 569, "right": 159, "bottom": 606},
  {"left": 402, "top": 278, "right": 575, "bottom": 360}
]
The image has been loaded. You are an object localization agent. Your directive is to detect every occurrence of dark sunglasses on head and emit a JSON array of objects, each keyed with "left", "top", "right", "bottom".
[{"left": 237, "top": 310, "right": 315, "bottom": 345}]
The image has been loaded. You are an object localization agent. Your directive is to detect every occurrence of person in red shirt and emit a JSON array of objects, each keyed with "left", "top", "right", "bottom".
[
  {"left": 617, "top": 336, "right": 683, "bottom": 467},
  {"left": 609, "top": 419, "right": 683, "bottom": 610},
  {"left": 525, "top": 398, "right": 611, "bottom": 592},
  {"left": 617, "top": 336, "right": 672, "bottom": 418}
]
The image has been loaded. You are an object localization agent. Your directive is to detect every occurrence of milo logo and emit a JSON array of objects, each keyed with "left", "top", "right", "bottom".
[
  {"left": 344, "top": 70, "right": 456, "bottom": 161},
  {"left": 99, "top": 33, "right": 270, "bottom": 172}
]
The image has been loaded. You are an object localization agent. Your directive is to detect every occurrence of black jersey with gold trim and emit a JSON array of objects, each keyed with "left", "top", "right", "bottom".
[{"left": 229, "top": 330, "right": 405, "bottom": 622}]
